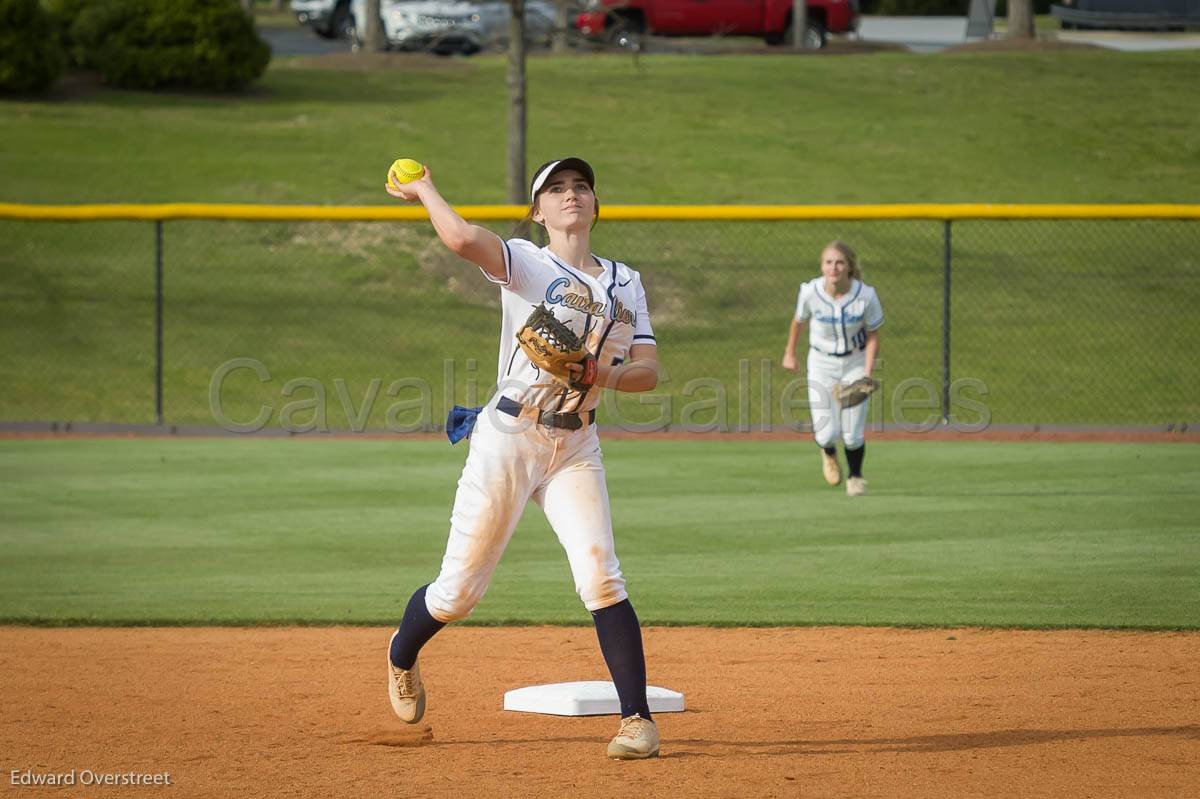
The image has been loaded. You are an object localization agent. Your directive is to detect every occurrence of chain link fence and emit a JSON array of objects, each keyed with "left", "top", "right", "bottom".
[{"left": 2, "top": 207, "right": 1197, "bottom": 432}]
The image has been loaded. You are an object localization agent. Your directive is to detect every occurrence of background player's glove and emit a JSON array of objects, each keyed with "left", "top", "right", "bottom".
[
  {"left": 517, "top": 304, "right": 597, "bottom": 392},
  {"left": 833, "top": 377, "right": 879, "bottom": 408}
]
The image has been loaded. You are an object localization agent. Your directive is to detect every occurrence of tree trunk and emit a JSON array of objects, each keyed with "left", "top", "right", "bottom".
[
  {"left": 507, "top": 0, "right": 528, "bottom": 204},
  {"left": 364, "top": 0, "right": 385, "bottom": 52},
  {"left": 551, "top": 0, "right": 570, "bottom": 54},
  {"left": 272, "top": 0, "right": 283, "bottom": 11},
  {"left": 1006, "top": 0, "right": 1034, "bottom": 39},
  {"left": 791, "top": 0, "right": 808, "bottom": 51},
  {"left": 241, "top": 0, "right": 255, "bottom": 16}
]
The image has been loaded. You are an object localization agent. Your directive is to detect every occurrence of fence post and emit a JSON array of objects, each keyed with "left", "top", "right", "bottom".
[
  {"left": 155, "top": 220, "right": 164, "bottom": 426},
  {"left": 941, "top": 219, "right": 951, "bottom": 424}
]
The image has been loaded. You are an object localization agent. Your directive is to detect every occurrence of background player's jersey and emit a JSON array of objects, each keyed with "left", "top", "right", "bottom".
[
  {"left": 480, "top": 237, "right": 655, "bottom": 413},
  {"left": 794, "top": 278, "right": 885, "bottom": 356}
]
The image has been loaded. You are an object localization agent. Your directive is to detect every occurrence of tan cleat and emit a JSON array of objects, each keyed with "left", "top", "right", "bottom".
[
  {"left": 821, "top": 450, "right": 842, "bottom": 486},
  {"left": 846, "top": 476, "right": 868, "bottom": 496},
  {"left": 387, "top": 631, "right": 426, "bottom": 724},
  {"left": 607, "top": 714, "right": 660, "bottom": 760}
]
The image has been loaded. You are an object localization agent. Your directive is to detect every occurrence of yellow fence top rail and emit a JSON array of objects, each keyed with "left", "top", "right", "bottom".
[{"left": 2, "top": 203, "right": 1199, "bottom": 222}]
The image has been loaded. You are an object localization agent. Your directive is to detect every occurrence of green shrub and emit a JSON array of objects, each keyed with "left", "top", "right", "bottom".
[
  {"left": 71, "top": 0, "right": 270, "bottom": 91},
  {"left": 0, "top": 0, "right": 66, "bottom": 94},
  {"left": 43, "top": 0, "right": 93, "bottom": 67}
]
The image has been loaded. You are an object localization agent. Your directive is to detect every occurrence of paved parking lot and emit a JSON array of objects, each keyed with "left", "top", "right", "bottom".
[{"left": 262, "top": 15, "right": 1200, "bottom": 57}]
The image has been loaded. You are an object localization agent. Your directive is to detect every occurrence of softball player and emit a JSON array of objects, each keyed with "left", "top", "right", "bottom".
[
  {"left": 383, "top": 157, "right": 662, "bottom": 760},
  {"left": 781, "top": 241, "right": 884, "bottom": 496}
]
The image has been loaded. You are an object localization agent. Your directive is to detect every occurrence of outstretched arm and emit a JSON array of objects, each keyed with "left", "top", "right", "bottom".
[
  {"left": 782, "top": 319, "right": 806, "bottom": 371},
  {"left": 386, "top": 166, "right": 506, "bottom": 281}
]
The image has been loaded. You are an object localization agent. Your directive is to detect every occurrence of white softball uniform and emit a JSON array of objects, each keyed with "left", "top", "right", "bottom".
[
  {"left": 425, "top": 237, "right": 655, "bottom": 623},
  {"left": 794, "top": 278, "right": 885, "bottom": 449}
]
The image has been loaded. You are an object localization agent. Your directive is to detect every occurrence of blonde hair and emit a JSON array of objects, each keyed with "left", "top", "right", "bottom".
[{"left": 824, "top": 240, "right": 862, "bottom": 280}]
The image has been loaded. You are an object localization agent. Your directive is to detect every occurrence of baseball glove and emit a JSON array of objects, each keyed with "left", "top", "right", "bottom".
[
  {"left": 833, "top": 377, "right": 879, "bottom": 408},
  {"left": 516, "top": 304, "right": 597, "bottom": 392}
]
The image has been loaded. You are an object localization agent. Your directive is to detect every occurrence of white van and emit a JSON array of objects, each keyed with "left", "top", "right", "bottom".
[{"left": 349, "top": 0, "right": 556, "bottom": 54}]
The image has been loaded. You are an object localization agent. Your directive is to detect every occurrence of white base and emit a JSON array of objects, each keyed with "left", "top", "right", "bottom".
[{"left": 503, "top": 681, "right": 685, "bottom": 717}]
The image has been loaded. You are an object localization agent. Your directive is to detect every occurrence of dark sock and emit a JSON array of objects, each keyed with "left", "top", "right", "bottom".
[
  {"left": 591, "top": 599, "right": 652, "bottom": 721},
  {"left": 822, "top": 446, "right": 837, "bottom": 457},
  {"left": 845, "top": 444, "right": 865, "bottom": 478},
  {"left": 389, "top": 584, "right": 446, "bottom": 670}
]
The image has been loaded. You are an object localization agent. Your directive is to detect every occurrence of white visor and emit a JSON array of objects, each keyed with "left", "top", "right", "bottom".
[{"left": 529, "top": 157, "right": 595, "bottom": 204}]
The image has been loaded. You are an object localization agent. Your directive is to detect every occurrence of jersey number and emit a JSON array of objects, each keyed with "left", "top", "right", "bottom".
[{"left": 852, "top": 329, "right": 867, "bottom": 350}]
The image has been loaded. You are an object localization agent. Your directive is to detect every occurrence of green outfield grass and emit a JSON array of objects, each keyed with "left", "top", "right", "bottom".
[{"left": 1, "top": 438, "right": 1196, "bottom": 629}]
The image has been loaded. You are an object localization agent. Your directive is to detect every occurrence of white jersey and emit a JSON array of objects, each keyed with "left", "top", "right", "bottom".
[
  {"left": 481, "top": 237, "right": 655, "bottom": 413},
  {"left": 794, "top": 278, "right": 884, "bottom": 357}
]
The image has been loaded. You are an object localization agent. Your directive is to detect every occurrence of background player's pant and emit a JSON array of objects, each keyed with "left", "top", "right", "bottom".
[
  {"left": 425, "top": 404, "right": 627, "bottom": 623},
  {"left": 807, "top": 349, "right": 870, "bottom": 449}
]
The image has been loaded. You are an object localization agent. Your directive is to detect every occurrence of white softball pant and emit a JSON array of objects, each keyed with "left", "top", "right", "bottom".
[
  {"left": 424, "top": 404, "right": 628, "bottom": 623},
  {"left": 807, "top": 348, "right": 870, "bottom": 449}
]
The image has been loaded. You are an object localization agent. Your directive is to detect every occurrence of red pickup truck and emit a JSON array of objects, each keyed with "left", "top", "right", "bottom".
[{"left": 576, "top": 0, "right": 859, "bottom": 49}]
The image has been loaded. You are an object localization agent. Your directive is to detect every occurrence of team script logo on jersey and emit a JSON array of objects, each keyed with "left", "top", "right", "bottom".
[
  {"left": 815, "top": 312, "right": 864, "bottom": 324},
  {"left": 545, "top": 277, "right": 637, "bottom": 326}
]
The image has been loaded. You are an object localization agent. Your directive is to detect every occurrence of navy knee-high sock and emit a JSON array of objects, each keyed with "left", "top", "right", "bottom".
[
  {"left": 389, "top": 584, "right": 446, "bottom": 670},
  {"left": 845, "top": 444, "right": 865, "bottom": 478},
  {"left": 592, "top": 599, "right": 652, "bottom": 721}
]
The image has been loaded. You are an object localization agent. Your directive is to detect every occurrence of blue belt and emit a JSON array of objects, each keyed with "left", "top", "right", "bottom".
[
  {"left": 811, "top": 346, "right": 855, "bottom": 358},
  {"left": 497, "top": 396, "right": 595, "bottom": 431}
]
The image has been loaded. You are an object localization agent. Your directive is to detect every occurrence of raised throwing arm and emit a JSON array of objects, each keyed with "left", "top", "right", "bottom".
[{"left": 386, "top": 166, "right": 507, "bottom": 281}]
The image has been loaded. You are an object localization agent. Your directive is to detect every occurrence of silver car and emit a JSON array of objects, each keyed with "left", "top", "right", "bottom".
[
  {"left": 350, "top": 0, "right": 556, "bottom": 54},
  {"left": 291, "top": 0, "right": 355, "bottom": 40}
]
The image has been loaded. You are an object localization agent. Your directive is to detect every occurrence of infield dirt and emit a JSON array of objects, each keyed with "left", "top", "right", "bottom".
[{"left": 2, "top": 626, "right": 1196, "bottom": 798}]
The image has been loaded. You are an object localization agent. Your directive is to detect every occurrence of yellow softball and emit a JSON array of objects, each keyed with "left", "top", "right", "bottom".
[{"left": 387, "top": 158, "right": 425, "bottom": 189}]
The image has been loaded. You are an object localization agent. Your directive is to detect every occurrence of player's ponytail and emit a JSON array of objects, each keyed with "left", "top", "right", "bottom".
[{"left": 827, "top": 240, "right": 861, "bottom": 280}]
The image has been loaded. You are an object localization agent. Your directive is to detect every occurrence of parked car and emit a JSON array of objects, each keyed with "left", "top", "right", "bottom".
[
  {"left": 576, "top": 0, "right": 859, "bottom": 49},
  {"left": 1052, "top": 0, "right": 1200, "bottom": 31},
  {"left": 292, "top": 0, "right": 356, "bottom": 40},
  {"left": 349, "top": 0, "right": 556, "bottom": 54}
]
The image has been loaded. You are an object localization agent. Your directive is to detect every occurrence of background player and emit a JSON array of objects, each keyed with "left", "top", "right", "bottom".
[
  {"left": 781, "top": 240, "right": 884, "bottom": 496},
  {"left": 383, "top": 157, "right": 663, "bottom": 760}
]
